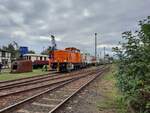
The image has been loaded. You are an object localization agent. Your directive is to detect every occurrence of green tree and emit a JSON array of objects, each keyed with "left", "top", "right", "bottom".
[{"left": 113, "top": 16, "right": 150, "bottom": 113}]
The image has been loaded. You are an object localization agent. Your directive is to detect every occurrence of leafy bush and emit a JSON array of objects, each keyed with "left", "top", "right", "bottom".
[{"left": 113, "top": 16, "right": 150, "bottom": 113}]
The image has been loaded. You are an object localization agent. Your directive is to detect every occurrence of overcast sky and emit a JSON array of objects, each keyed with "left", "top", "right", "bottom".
[{"left": 0, "top": 0, "right": 150, "bottom": 56}]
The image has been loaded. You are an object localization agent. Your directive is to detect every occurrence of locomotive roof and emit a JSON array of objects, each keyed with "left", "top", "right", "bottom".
[{"left": 65, "top": 47, "right": 80, "bottom": 52}]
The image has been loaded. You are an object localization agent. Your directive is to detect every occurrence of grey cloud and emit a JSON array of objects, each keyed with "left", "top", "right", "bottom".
[{"left": 0, "top": 0, "right": 150, "bottom": 56}]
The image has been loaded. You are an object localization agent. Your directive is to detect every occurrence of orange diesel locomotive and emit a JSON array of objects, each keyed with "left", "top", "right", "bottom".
[{"left": 49, "top": 47, "right": 82, "bottom": 72}]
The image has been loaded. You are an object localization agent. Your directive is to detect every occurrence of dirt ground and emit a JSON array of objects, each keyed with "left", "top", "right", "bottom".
[{"left": 55, "top": 67, "right": 118, "bottom": 113}]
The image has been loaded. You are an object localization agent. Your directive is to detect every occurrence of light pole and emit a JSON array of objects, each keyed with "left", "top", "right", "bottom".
[{"left": 95, "top": 33, "right": 97, "bottom": 66}]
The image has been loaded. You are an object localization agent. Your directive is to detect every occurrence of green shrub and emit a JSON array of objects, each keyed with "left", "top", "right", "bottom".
[{"left": 113, "top": 16, "right": 150, "bottom": 113}]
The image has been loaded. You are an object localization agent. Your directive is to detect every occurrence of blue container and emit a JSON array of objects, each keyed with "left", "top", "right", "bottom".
[{"left": 19, "top": 47, "right": 28, "bottom": 56}]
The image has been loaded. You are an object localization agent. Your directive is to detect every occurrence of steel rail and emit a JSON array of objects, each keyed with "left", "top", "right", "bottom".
[
  {"left": 0, "top": 72, "right": 56, "bottom": 84},
  {"left": 0, "top": 69, "right": 102, "bottom": 113},
  {"left": 0, "top": 67, "right": 91, "bottom": 84},
  {"left": 0, "top": 69, "right": 93, "bottom": 90},
  {"left": 0, "top": 70, "right": 96, "bottom": 98},
  {"left": 0, "top": 67, "right": 93, "bottom": 88},
  {"left": 49, "top": 67, "right": 109, "bottom": 113}
]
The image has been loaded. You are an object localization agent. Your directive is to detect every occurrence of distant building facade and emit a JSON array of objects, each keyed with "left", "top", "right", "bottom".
[{"left": 0, "top": 49, "right": 11, "bottom": 68}]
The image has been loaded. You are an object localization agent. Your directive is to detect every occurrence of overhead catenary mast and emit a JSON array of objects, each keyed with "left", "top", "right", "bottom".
[{"left": 104, "top": 46, "right": 106, "bottom": 63}]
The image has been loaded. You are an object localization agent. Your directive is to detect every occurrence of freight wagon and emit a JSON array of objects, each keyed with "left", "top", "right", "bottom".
[
  {"left": 81, "top": 53, "right": 96, "bottom": 66},
  {"left": 23, "top": 54, "right": 49, "bottom": 69}
]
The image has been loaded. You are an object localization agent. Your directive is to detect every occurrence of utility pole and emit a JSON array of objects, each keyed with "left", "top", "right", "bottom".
[
  {"left": 95, "top": 33, "right": 97, "bottom": 66},
  {"left": 104, "top": 47, "right": 106, "bottom": 64}
]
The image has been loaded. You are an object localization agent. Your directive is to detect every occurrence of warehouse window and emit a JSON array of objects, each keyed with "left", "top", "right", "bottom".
[{"left": 2, "top": 51, "right": 5, "bottom": 57}]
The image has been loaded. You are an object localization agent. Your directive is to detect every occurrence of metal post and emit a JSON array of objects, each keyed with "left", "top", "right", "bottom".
[
  {"left": 104, "top": 47, "right": 105, "bottom": 64},
  {"left": 95, "top": 33, "right": 97, "bottom": 66}
]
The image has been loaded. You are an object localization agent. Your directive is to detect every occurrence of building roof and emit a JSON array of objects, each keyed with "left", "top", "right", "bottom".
[{"left": 23, "top": 54, "right": 48, "bottom": 57}]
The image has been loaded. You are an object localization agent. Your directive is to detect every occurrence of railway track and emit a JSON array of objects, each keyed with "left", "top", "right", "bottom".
[
  {"left": 0, "top": 67, "right": 92, "bottom": 88},
  {"left": 0, "top": 69, "right": 96, "bottom": 97},
  {"left": 0, "top": 66, "right": 109, "bottom": 113},
  {"left": 0, "top": 67, "right": 101, "bottom": 110},
  {"left": 0, "top": 67, "right": 97, "bottom": 98},
  {"left": 0, "top": 72, "right": 58, "bottom": 87}
]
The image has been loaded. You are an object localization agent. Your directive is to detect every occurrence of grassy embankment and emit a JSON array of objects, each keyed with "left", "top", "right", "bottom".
[
  {"left": 0, "top": 69, "right": 49, "bottom": 81},
  {"left": 97, "top": 64, "right": 128, "bottom": 113}
]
